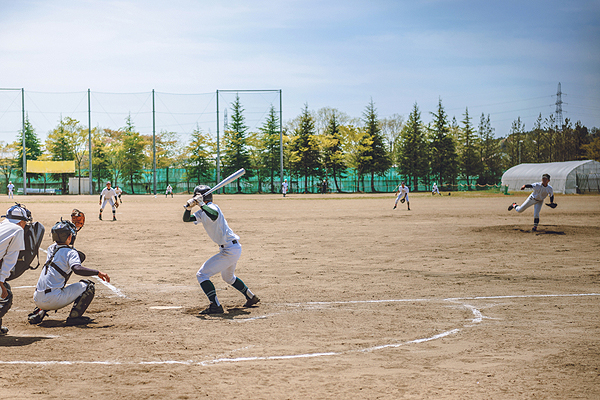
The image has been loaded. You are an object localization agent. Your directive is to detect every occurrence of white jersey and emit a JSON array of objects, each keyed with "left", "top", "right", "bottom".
[
  {"left": 432, "top": 184, "right": 438, "bottom": 191},
  {"left": 0, "top": 220, "right": 25, "bottom": 282},
  {"left": 7, "top": 183, "right": 14, "bottom": 192},
  {"left": 114, "top": 187, "right": 122, "bottom": 196},
  {"left": 529, "top": 182, "right": 553, "bottom": 201},
  {"left": 35, "top": 244, "right": 81, "bottom": 291},
  {"left": 398, "top": 186, "right": 409, "bottom": 197},
  {"left": 166, "top": 185, "right": 173, "bottom": 193},
  {"left": 193, "top": 202, "right": 239, "bottom": 246},
  {"left": 101, "top": 187, "right": 117, "bottom": 200},
  {"left": 282, "top": 181, "right": 288, "bottom": 192}
]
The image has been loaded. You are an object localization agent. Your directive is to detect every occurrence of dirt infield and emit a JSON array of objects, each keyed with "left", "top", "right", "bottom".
[{"left": 0, "top": 191, "right": 598, "bottom": 399}]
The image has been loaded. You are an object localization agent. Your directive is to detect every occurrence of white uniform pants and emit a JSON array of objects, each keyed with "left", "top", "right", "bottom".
[
  {"left": 33, "top": 281, "right": 87, "bottom": 311},
  {"left": 515, "top": 195, "right": 543, "bottom": 219},
  {"left": 101, "top": 198, "right": 116, "bottom": 211},
  {"left": 196, "top": 242, "right": 241, "bottom": 285},
  {"left": 395, "top": 192, "right": 409, "bottom": 203}
]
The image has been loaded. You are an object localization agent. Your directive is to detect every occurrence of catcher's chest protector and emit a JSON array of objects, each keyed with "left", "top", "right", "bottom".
[{"left": 7, "top": 222, "right": 45, "bottom": 281}]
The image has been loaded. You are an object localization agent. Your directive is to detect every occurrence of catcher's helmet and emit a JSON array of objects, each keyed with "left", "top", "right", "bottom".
[
  {"left": 2, "top": 203, "right": 32, "bottom": 222},
  {"left": 193, "top": 185, "right": 212, "bottom": 203},
  {"left": 51, "top": 219, "right": 77, "bottom": 244}
]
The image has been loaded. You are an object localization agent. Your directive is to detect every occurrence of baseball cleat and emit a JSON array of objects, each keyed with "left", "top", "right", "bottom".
[
  {"left": 65, "top": 316, "right": 93, "bottom": 326},
  {"left": 200, "top": 303, "right": 224, "bottom": 315},
  {"left": 0, "top": 325, "right": 8, "bottom": 335},
  {"left": 393, "top": 205, "right": 396, "bottom": 209},
  {"left": 113, "top": 216, "right": 117, "bottom": 221},
  {"left": 532, "top": 226, "right": 537, "bottom": 231},
  {"left": 508, "top": 203, "right": 517, "bottom": 211},
  {"left": 28, "top": 308, "right": 47, "bottom": 325},
  {"left": 99, "top": 215, "right": 102, "bottom": 220},
  {"left": 243, "top": 295, "right": 260, "bottom": 308}
]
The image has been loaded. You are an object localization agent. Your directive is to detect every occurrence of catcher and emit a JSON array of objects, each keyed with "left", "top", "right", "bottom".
[
  {"left": 393, "top": 181, "right": 410, "bottom": 211},
  {"left": 28, "top": 209, "right": 110, "bottom": 326},
  {"left": 99, "top": 181, "right": 119, "bottom": 221},
  {"left": 508, "top": 173, "right": 556, "bottom": 231}
]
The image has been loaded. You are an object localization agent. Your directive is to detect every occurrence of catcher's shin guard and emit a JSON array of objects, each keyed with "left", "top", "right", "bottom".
[
  {"left": 68, "top": 280, "right": 95, "bottom": 318},
  {"left": 0, "top": 282, "right": 13, "bottom": 320}
]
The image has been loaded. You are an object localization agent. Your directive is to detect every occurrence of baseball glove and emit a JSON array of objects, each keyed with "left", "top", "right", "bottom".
[
  {"left": 71, "top": 209, "right": 85, "bottom": 231},
  {"left": 400, "top": 198, "right": 405, "bottom": 204},
  {"left": 545, "top": 202, "right": 557, "bottom": 209},
  {"left": 114, "top": 201, "right": 119, "bottom": 208}
]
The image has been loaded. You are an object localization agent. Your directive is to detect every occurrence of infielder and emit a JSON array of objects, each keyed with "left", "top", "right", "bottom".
[
  {"left": 114, "top": 185, "right": 123, "bottom": 203},
  {"left": 166, "top": 184, "right": 173, "bottom": 198},
  {"left": 99, "top": 182, "right": 119, "bottom": 221},
  {"left": 28, "top": 219, "right": 110, "bottom": 326},
  {"left": 393, "top": 182, "right": 410, "bottom": 211},
  {"left": 0, "top": 204, "right": 29, "bottom": 335},
  {"left": 508, "top": 173, "right": 556, "bottom": 231},
  {"left": 183, "top": 185, "right": 260, "bottom": 314},
  {"left": 7, "top": 181, "right": 15, "bottom": 199},
  {"left": 432, "top": 183, "right": 441, "bottom": 196},
  {"left": 282, "top": 179, "right": 288, "bottom": 197}
]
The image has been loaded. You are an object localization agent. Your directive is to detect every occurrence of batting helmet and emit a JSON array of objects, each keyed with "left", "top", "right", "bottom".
[
  {"left": 51, "top": 219, "right": 77, "bottom": 244},
  {"left": 193, "top": 185, "right": 212, "bottom": 203},
  {"left": 2, "top": 203, "right": 32, "bottom": 222}
]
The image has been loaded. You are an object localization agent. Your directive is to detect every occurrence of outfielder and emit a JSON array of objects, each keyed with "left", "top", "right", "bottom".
[
  {"left": 28, "top": 219, "right": 110, "bottom": 326},
  {"left": 393, "top": 182, "right": 410, "bottom": 211},
  {"left": 166, "top": 184, "right": 173, "bottom": 198},
  {"left": 114, "top": 185, "right": 123, "bottom": 203},
  {"left": 7, "top": 181, "right": 15, "bottom": 199},
  {"left": 0, "top": 204, "right": 29, "bottom": 335},
  {"left": 508, "top": 173, "right": 556, "bottom": 231},
  {"left": 183, "top": 185, "right": 260, "bottom": 314},
  {"left": 99, "top": 181, "right": 119, "bottom": 221},
  {"left": 432, "top": 183, "right": 441, "bottom": 196},
  {"left": 282, "top": 179, "right": 288, "bottom": 197}
]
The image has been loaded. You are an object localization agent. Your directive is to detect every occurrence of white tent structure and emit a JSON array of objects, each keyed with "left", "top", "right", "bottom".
[{"left": 502, "top": 160, "right": 600, "bottom": 194}]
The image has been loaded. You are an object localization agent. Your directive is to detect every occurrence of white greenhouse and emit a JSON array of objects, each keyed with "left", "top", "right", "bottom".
[{"left": 501, "top": 160, "right": 600, "bottom": 194}]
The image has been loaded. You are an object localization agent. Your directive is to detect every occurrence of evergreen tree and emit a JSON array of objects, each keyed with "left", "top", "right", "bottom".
[
  {"left": 429, "top": 98, "right": 458, "bottom": 188},
  {"left": 397, "top": 103, "right": 428, "bottom": 191},
  {"left": 476, "top": 113, "right": 502, "bottom": 185},
  {"left": 362, "top": 99, "right": 391, "bottom": 192},
  {"left": 322, "top": 111, "right": 346, "bottom": 193},
  {"left": 258, "top": 105, "right": 281, "bottom": 193},
  {"left": 289, "top": 104, "right": 320, "bottom": 192},
  {"left": 15, "top": 115, "right": 43, "bottom": 187},
  {"left": 120, "top": 115, "right": 147, "bottom": 194},
  {"left": 91, "top": 130, "right": 111, "bottom": 193},
  {"left": 222, "top": 95, "right": 252, "bottom": 192},
  {"left": 459, "top": 108, "right": 482, "bottom": 188}
]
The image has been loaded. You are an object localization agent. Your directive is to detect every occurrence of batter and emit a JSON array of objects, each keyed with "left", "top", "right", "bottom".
[
  {"left": 99, "top": 181, "right": 118, "bottom": 221},
  {"left": 508, "top": 173, "right": 556, "bottom": 231},
  {"left": 183, "top": 185, "right": 260, "bottom": 314}
]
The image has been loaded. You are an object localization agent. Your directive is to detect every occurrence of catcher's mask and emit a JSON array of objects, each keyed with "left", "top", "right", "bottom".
[
  {"left": 51, "top": 219, "right": 77, "bottom": 244},
  {"left": 2, "top": 203, "right": 32, "bottom": 222},
  {"left": 193, "top": 185, "right": 212, "bottom": 203}
]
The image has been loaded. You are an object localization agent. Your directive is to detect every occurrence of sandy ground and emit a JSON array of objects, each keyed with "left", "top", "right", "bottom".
[{"left": 0, "top": 190, "right": 598, "bottom": 399}]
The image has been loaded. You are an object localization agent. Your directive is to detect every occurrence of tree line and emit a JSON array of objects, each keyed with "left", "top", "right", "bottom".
[{"left": 1, "top": 95, "right": 598, "bottom": 194}]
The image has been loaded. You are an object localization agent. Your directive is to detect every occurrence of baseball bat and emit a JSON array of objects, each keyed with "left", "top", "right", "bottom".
[{"left": 184, "top": 168, "right": 246, "bottom": 207}]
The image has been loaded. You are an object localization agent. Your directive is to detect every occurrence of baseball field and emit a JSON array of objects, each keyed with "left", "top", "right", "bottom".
[{"left": 1, "top": 192, "right": 599, "bottom": 399}]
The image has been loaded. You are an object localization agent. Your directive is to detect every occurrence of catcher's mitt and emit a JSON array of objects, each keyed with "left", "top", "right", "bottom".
[
  {"left": 545, "top": 202, "right": 557, "bottom": 209},
  {"left": 71, "top": 209, "right": 85, "bottom": 231}
]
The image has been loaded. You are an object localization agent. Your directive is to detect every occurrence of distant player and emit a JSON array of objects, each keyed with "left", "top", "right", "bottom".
[
  {"left": 114, "top": 185, "right": 123, "bottom": 203},
  {"left": 393, "top": 182, "right": 410, "bottom": 211},
  {"left": 183, "top": 185, "right": 260, "bottom": 314},
  {"left": 431, "top": 183, "right": 441, "bottom": 196},
  {"left": 282, "top": 179, "right": 288, "bottom": 197},
  {"left": 508, "top": 173, "right": 556, "bottom": 231},
  {"left": 99, "top": 182, "right": 119, "bottom": 221},
  {"left": 7, "top": 181, "right": 14, "bottom": 199},
  {"left": 27, "top": 220, "right": 110, "bottom": 326},
  {"left": 166, "top": 184, "right": 173, "bottom": 198}
]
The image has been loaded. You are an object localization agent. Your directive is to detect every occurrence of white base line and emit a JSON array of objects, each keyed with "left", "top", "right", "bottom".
[
  {"left": 93, "top": 276, "right": 126, "bottom": 298},
  {"left": 2, "top": 292, "right": 597, "bottom": 366}
]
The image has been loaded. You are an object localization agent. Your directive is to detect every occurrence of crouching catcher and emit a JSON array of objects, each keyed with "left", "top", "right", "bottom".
[{"left": 28, "top": 219, "right": 110, "bottom": 326}]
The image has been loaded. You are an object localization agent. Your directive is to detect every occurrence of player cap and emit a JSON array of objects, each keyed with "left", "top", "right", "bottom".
[{"left": 542, "top": 174, "right": 550, "bottom": 180}]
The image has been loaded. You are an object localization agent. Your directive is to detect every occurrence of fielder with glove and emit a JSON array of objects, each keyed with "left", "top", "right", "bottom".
[
  {"left": 99, "top": 182, "right": 119, "bottom": 221},
  {"left": 393, "top": 181, "right": 410, "bottom": 211},
  {"left": 508, "top": 173, "right": 556, "bottom": 231},
  {"left": 182, "top": 185, "right": 260, "bottom": 315}
]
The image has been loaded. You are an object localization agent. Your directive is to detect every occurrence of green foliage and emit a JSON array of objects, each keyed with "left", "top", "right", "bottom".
[
  {"left": 14, "top": 115, "right": 42, "bottom": 174},
  {"left": 184, "top": 127, "right": 215, "bottom": 191},
  {"left": 429, "top": 98, "right": 458, "bottom": 187},
  {"left": 362, "top": 99, "right": 391, "bottom": 192},
  {"left": 477, "top": 113, "right": 503, "bottom": 185},
  {"left": 120, "top": 115, "right": 147, "bottom": 194},
  {"left": 322, "top": 111, "right": 346, "bottom": 192},
  {"left": 222, "top": 95, "right": 252, "bottom": 192},
  {"left": 459, "top": 108, "right": 482, "bottom": 188},
  {"left": 46, "top": 117, "right": 78, "bottom": 193},
  {"left": 258, "top": 105, "right": 281, "bottom": 193},
  {"left": 341, "top": 124, "right": 371, "bottom": 192}
]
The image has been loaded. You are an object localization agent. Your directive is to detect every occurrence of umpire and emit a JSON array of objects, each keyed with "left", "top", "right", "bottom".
[{"left": 0, "top": 204, "right": 30, "bottom": 335}]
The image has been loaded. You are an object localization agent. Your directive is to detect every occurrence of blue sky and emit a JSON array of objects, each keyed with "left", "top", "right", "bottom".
[{"left": 0, "top": 0, "right": 598, "bottom": 144}]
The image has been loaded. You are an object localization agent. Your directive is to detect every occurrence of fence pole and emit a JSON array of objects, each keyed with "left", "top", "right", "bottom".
[
  {"left": 22, "top": 88, "right": 26, "bottom": 195},
  {"left": 152, "top": 89, "right": 156, "bottom": 196},
  {"left": 88, "top": 89, "right": 93, "bottom": 194}
]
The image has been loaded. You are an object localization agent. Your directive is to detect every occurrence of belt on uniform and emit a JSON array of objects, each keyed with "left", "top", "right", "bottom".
[
  {"left": 220, "top": 240, "right": 238, "bottom": 248},
  {"left": 37, "top": 288, "right": 54, "bottom": 294}
]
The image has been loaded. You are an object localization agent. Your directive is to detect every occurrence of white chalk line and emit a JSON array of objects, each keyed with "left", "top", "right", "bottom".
[{"left": 2, "top": 292, "right": 598, "bottom": 366}]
